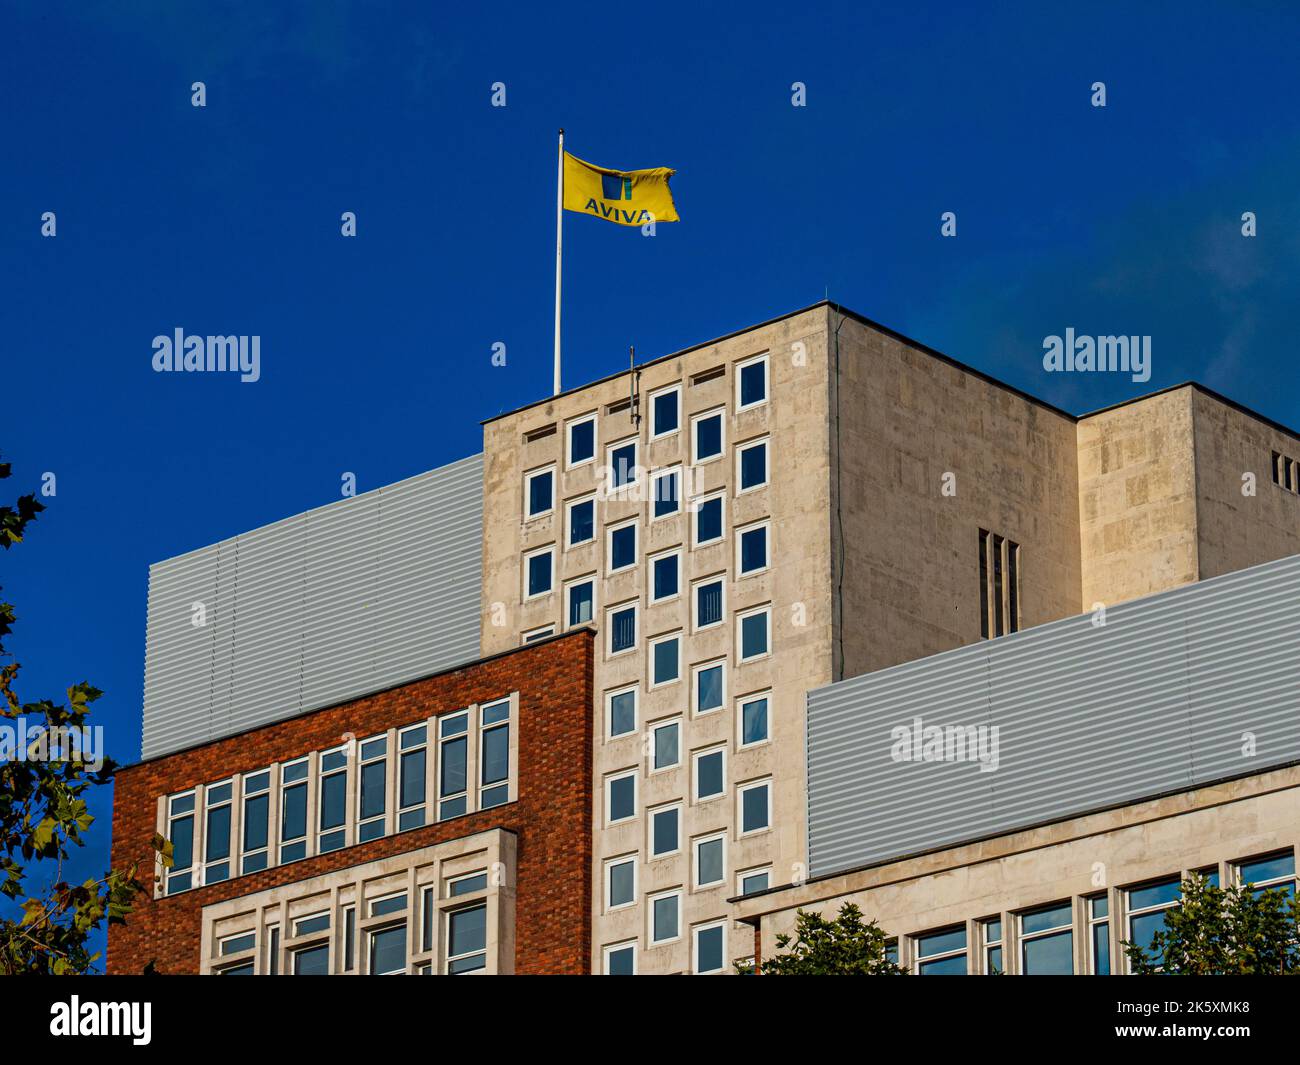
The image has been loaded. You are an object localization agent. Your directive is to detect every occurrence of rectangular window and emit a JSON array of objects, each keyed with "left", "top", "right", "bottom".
[
  {"left": 738, "top": 606, "right": 770, "bottom": 662},
  {"left": 1019, "top": 901, "right": 1074, "bottom": 974},
  {"left": 607, "top": 520, "right": 637, "bottom": 573},
  {"left": 736, "top": 438, "right": 768, "bottom": 492},
  {"left": 916, "top": 926, "right": 967, "bottom": 975},
  {"left": 524, "top": 466, "right": 554, "bottom": 519},
  {"left": 1273, "top": 450, "right": 1282, "bottom": 486},
  {"left": 317, "top": 748, "right": 348, "bottom": 853},
  {"left": 978, "top": 529, "right": 990, "bottom": 639},
  {"left": 738, "top": 778, "right": 770, "bottom": 835},
  {"left": 694, "top": 577, "right": 724, "bottom": 630},
  {"left": 279, "top": 760, "right": 309, "bottom": 864},
  {"left": 606, "top": 770, "right": 637, "bottom": 825},
  {"left": 693, "top": 746, "right": 725, "bottom": 802},
  {"left": 1235, "top": 850, "right": 1296, "bottom": 897},
  {"left": 693, "top": 833, "right": 726, "bottom": 888},
  {"left": 369, "top": 923, "right": 407, "bottom": 976},
  {"left": 525, "top": 546, "right": 554, "bottom": 598},
  {"left": 650, "top": 891, "right": 681, "bottom": 945},
  {"left": 438, "top": 712, "right": 469, "bottom": 820},
  {"left": 447, "top": 871, "right": 489, "bottom": 898},
  {"left": 357, "top": 736, "right": 388, "bottom": 842},
  {"left": 651, "top": 384, "right": 680, "bottom": 438},
  {"left": 479, "top": 698, "right": 510, "bottom": 810},
  {"left": 650, "top": 633, "right": 681, "bottom": 687},
  {"left": 652, "top": 468, "right": 680, "bottom": 519},
  {"left": 693, "top": 493, "right": 724, "bottom": 546},
  {"left": 241, "top": 770, "right": 271, "bottom": 874},
  {"left": 737, "top": 353, "right": 768, "bottom": 410},
  {"left": 692, "top": 410, "right": 724, "bottom": 464},
  {"left": 649, "top": 549, "right": 680, "bottom": 602},
  {"left": 607, "top": 686, "right": 637, "bottom": 738},
  {"left": 981, "top": 917, "right": 1002, "bottom": 974},
  {"left": 344, "top": 907, "right": 356, "bottom": 972},
  {"left": 521, "top": 625, "right": 553, "bottom": 644},
  {"left": 979, "top": 528, "right": 1021, "bottom": 638},
  {"left": 398, "top": 725, "right": 427, "bottom": 831},
  {"left": 1087, "top": 895, "right": 1110, "bottom": 975},
  {"left": 737, "top": 521, "right": 769, "bottom": 576},
  {"left": 203, "top": 780, "right": 233, "bottom": 885},
  {"left": 693, "top": 661, "right": 725, "bottom": 714},
  {"left": 651, "top": 719, "right": 680, "bottom": 770},
  {"left": 608, "top": 603, "right": 637, "bottom": 656},
  {"left": 606, "top": 856, "right": 637, "bottom": 911},
  {"left": 565, "top": 577, "right": 595, "bottom": 627},
  {"left": 739, "top": 693, "right": 769, "bottom": 747},
  {"left": 693, "top": 921, "right": 726, "bottom": 974},
  {"left": 293, "top": 942, "right": 330, "bottom": 975},
  {"left": 739, "top": 868, "right": 771, "bottom": 896},
  {"left": 567, "top": 415, "right": 596, "bottom": 468},
  {"left": 650, "top": 803, "right": 681, "bottom": 857},
  {"left": 566, "top": 496, "right": 595, "bottom": 547},
  {"left": 1124, "top": 877, "right": 1181, "bottom": 968},
  {"left": 607, "top": 440, "right": 638, "bottom": 490},
  {"left": 165, "top": 791, "right": 196, "bottom": 894},
  {"left": 604, "top": 942, "right": 636, "bottom": 975}
]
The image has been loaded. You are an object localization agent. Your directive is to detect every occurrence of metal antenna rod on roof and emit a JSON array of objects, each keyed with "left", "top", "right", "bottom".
[{"left": 630, "top": 346, "right": 641, "bottom": 428}]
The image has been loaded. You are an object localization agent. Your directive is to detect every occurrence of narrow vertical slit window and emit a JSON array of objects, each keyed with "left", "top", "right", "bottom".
[
  {"left": 1007, "top": 540, "right": 1020, "bottom": 634},
  {"left": 479, "top": 699, "right": 511, "bottom": 810},
  {"left": 357, "top": 736, "right": 388, "bottom": 842},
  {"left": 203, "top": 781, "right": 233, "bottom": 885},
  {"left": 439, "top": 712, "right": 469, "bottom": 820},
  {"left": 318, "top": 747, "right": 347, "bottom": 853},
  {"left": 241, "top": 770, "right": 271, "bottom": 874},
  {"left": 992, "top": 534, "right": 1005, "bottom": 637},
  {"left": 279, "top": 760, "right": 309, "bottom": 864},
  {"left": 978, "top": 529, "right": 990, "bottom": 639},
  {"left": 398, "top": 725, "right": 428, "bottom": 831}
]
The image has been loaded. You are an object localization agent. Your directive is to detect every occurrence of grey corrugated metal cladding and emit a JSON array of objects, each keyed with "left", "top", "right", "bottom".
[
  {"left": 806, "top": 552, "right": 1300, "bottom": 880},
  {"left": 141, "top": 454, "right": 484, "bottom": 760}
]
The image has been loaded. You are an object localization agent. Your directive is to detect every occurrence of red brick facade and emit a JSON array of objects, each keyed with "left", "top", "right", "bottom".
[{"left": 108, "top": 629, "right": 594, "bottom": 975}]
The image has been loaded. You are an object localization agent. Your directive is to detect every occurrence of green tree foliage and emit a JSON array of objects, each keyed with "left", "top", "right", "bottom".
[
  {"left": 0, "top": 455, "right": 157, "bottom": 974},
  {"left": 1123, "top": 872, "right": 1300, "bottom": 975},
  {"left": 741, "top": 902, "right": 906, "bottom": 975}
]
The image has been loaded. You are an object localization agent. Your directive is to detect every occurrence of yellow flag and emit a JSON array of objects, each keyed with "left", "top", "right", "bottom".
[{"left": 562, "top": 151, "right": 679, "bottom": 226}]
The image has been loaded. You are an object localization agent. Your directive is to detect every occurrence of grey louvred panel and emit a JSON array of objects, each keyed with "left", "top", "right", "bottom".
[
  {"left": 806, "top": 552, "right": 1300, "bottom": 879},
  {"left": 142, "top": 454, "right": 483, "bottom": 759}
]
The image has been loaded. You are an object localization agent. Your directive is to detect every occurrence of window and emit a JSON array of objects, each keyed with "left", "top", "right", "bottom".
[
  {"left": 294, "top": 912, "right": 330, "bottom": 937},
  {"left": 652, "top": 467, "right": 681, "bottom": 519},
  {"left": 318, "top": 749, "right": 348, "bottom": 852},
  {"left": 607, "top": 603, "right": 637, "bottom": 656},
  {"left": 1124, "top": 877, "right": 1181, "bottom": 968},
  {"left": 607, "top": 520, "right": 637, "bottom": 573},
  {"left": 739, "top": 693, "right": 770, "bottom": 747},
  {"left": 737, "top": 521, "right": 769, "bottom": 576},
  {"left": 606, "top": 770, "right": 637, "bottom": 825},
  {"left": 693, "top": 833, "right": 726, "bottom": 888},
  {"left": 603, "top": 942, "right": 636, "bottom": 975},
  {"left": 567, "top": 415, "right": 596, "bottom": 468},
  {"left": 737, "top": 778, "right": 770, "bottom": 835},
  {"left": 981, "top": 917, "right": 1002, "bottom": 974},
  {"left": 649, "top": 549, "right": 680, "bottom": 602},
  {"left": 693, "top": 746, "right": 726, "bottom": 802},
  {"left": 524, "top": 466, "right": 554, "bottom": 519},
  {"left": 979, "top": 528, "right": 1020, "bottom": 638},
  {"left": 524, "top": 546, "right": 553, "bottom": 598},
  {"left": 606, "top": 856, "right": 637, "bottom": 911},
  {"left": 736, "top": 438, "right": 768, "bottom": 492},
  {"left": 916, "top": 926, "right": 967, "bottom": 975},
  {"left": 650, "top": 633, "right": 681, "bottom": 687},
  {"left": 650, "top": 803, "right": 681, "bottom": 857},
  {"left": 649, "top": 891, "right": 681, "bottom": 945},
  {"left": 692, "top": 409, "right": 725, "bottom": 464},
  {"left": 479, "top": 698, "right": 510, "bottom": 810},
  {"left": 1236, "top": 850, "right": 1296, "bottom": 897},
  {"left": 737, "top": 606, "right": 770, "bottom": 662},
  {"left": 693, "top": 922, "right": 726, "bottom": 974},
  {"left": 357, "top": 736, "right": 387, "bottom": 842},
  {"left": 1087, "top": 895, "right": 1110, "bottom": 975},
  {"left": 438, "top": 712, "right": 469, "bottom": 820},
  {"left": 293, "top": 942, "right": 330, "bottom": 975},
  {"left": 607, "top": 686, "right": 637, "bottom": 738},
  {"left": 650, "top": 719, "right": 680, "bottom": 770},
  {"left": 693, "top": 492, "right": 724, "bottom": 546},
  {"left": 279, "top": 760, "right": 309, "bottom": 864},
  {"left": 736, "top": 353, "right": 768, "bottom": 410},
  {"left": 521, "top": 625, "right": 553, "bottom": 643},
  {"left": 566, "top": 496, "right": 595, "bottom": 547},
  {"left": 566, "top": 577, "right": 595, "bottom": 627},
  {"left": 165, "top": 791, "right": 196, "bottom": 894},
  {"left": 203, "top": 780, "right": 233, "bottom": 885},
  {"left": 738, "top": 868, "right": 770, "bottom": 896},
  {"left": 1019, "top": 901, "right": 1074, "bottom": 974},
  {"left": 693, "top": 660, "right": 725, "bottom": 715},
  {"left": 447, "top": 904, "right": 487, "bottom": 974},
  {"left": 693, "top": 577, "right": 724, "bottom": 630},
  {"left": 241, "top": 770, "right": 270, "bottom": 874},
  {"left": 607, "top": 440, "right": 638, "bottom": 491},
  {"left": 651, "top": 384, "right": 680, "bottom": 438}
]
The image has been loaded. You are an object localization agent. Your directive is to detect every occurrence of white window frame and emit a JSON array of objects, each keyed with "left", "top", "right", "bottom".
[
  {"left": 649, "top": 383, "right": 682, "bottom": 439},
  {"left": 692, "top": 659, "right": 727, "bottom": 716},
  {"left": 565, "top": 494, "right": 597, "bottom": 548},
  {"left": 692, "top": 832, "right": 727, "bottom": 890},
  {"left": 606, "top": 438, "right": 640, "bottom": 494},
  {"left": 564, "top": 576, "right": 596, "bottom": 629},
  {"left": 164, "top": 788, "right": 198, "bottom": 894},
  {"left": 521, "top": 625, "right": 554, "bottom": 644},
  {"left": 691, "top": 407, "right": 726, "bottom": 466},
  {"left": 1018, "top": 901, "right": 1075, "bottom": 975},
  {"left": 737, "top": 690, "right": 771, "bottom": 749},
  {"left": 278, "top": 759, "right": 310, "bottom": 864},
  {"left": 737, "top": 867, "right": 772, "bottom": 897},
  {"left": 602, "top": 940, "right": 638, "bottom": 975},
  {"left": 692, "top": 920, "right": 728, "bottom": 974},
  {"left": 605, "top": 768, "right": 638, "bottom": 827},
  {"left": 737, "top": 778, "right": 772, "bottom": 836},
  {"left": 566, "top": 413, "right": 597, "bottom": 469},
  {"left": 524, "top": 464, "right": 556, "bottom": 519},
  {"left": 605, "top": 855, "right": 638, "bottom": 913},
  {"left": 692, "top": 490, "right": 725, "bottom": 547},
  {"left": 692, "top": 575, "right": 726, "bottom": 632},
  {"left": 692, "top": 745, "right": 727, "bottom": 804},
  {"left": 736, "top": 604, "right": 772, "bottom": 663},
  {"left": 201, "top": 778, "right": 235, "bottom": 886},
  {"left": 648, "top": 889, "right": 682, "bottom": 946},
  {"left": 651, "top": 466, "right": 682, "bottom": 521},
  {"left": 649, "top": 717, "right": 682, "bottom": 773},
  {"left": 605, "top": 684, "right": 638, "bottom": 740},
  {"left": 606, "top": 517, "right": 639, "bottom": 575},
  {"left": 735, "top": 437, "right": 769, "bottom": 495},
  {"left": 648, "top": 802, "right": 682, "bottom": 858},
  {"left": 606, "top": 601, "right": 639, "bottom": 658},
  {"left": 648, "top": 547, "right": 682, "bottom": 604},
  {"left": 1233, "top": 849, "right": 1297, "bottom": 893},
  {"left": 356, "top": 735, "right": 389, "bottom": 843},
  {"left": 648, "top": 631, "right": 682, "bottom": 690},
  {"left": 316, "top": 748, "right": 349, "bottom": 854},
  {"left": 736, "top": 352, "right": 769, "bottom": 412},
  {"left": 396, "top": 724, "right": 428, "bottom": 832},
  {"left": 523, "top": 544, "right": 555, "bottom": 600},
  {"left": 239, "top": 768, "right": 272, "bottom": 876},
  {"left": 736, "top": 519, "right": 770, "bottom": 577}
]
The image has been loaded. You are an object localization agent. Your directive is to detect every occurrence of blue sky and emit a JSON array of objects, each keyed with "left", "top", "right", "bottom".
[{"left": 2, "top": 1, "right": 1298, "bottom": 965}]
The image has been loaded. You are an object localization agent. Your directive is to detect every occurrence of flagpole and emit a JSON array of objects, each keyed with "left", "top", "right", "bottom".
[{"left": 553, "top": 128, "right": 564, "bottom": 396}]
